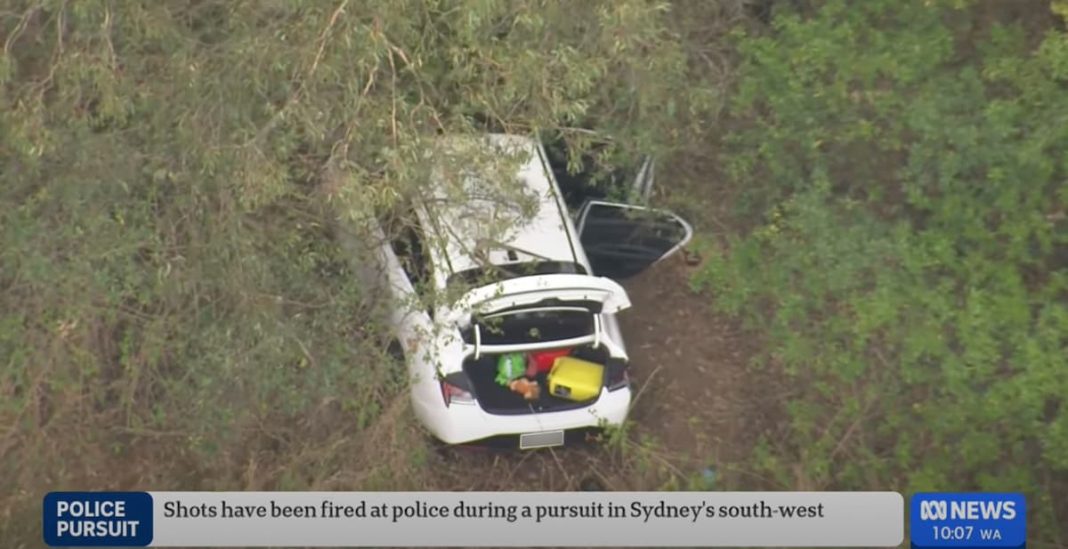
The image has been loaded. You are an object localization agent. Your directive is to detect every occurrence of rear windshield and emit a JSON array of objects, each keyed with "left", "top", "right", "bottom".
[
  {"left": 461, "top": 307, "right": 594, "bottom": 345},
  {"left": 447, "top": 261, "right": 588, "bottom": 291}
]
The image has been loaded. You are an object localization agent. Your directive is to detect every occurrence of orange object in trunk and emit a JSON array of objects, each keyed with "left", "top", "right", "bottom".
[{"left": 508, "top": 378, "right": 541, "bottom": 401}]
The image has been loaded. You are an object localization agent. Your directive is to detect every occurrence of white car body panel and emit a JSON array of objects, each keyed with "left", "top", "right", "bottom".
[{"left": 424, "top": 135, "right": 582, "bottom": 278}]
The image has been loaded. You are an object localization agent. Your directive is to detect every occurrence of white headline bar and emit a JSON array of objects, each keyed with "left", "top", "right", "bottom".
[{"left": 145, "top": 491, "right": 903, "bottom": 547}]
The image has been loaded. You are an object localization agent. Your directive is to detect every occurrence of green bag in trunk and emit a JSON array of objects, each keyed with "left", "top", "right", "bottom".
[{"left": 495, "top": 353, "right": 526, "bottom": 386}]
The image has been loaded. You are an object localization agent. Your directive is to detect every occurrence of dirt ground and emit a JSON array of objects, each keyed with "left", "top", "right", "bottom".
[{"left": 428, "top": 251, "right": 780, "bottom": 492}]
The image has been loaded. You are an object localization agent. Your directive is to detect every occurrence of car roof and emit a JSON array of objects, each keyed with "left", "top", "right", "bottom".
[{"left": 419, "top": 134, "right": 579, "bottom": 284}]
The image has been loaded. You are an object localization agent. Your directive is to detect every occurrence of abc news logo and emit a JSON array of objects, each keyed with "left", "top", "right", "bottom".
[{"left": 918, "top": 499, "right": 1018, "bottom": 521}]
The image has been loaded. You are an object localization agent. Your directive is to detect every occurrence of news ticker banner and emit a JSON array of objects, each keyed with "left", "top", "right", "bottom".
[
  {"left": 44, "top": 491, "right": 904, "bottom": 547},
  {"left": 42, "top": 491, "right": 1028, "bottom": 548}
]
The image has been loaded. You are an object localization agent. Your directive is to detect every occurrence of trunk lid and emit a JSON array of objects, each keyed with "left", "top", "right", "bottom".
[{"left": 440, "top": 273, "right": 630, "bottom": 327}]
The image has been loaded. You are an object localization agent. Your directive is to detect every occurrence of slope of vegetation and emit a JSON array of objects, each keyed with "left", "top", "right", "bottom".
[
  {"left": 694, "top": 0, "right": 1068, "bottom": 542},
  {"left": 2, "top": 0, "right": 1066, "bottom": 546},
  {"left": 0, "top": 1, "right": 715, "bottom": 543}
]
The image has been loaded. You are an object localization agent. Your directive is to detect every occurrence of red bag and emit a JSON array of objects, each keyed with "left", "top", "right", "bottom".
[{"left": 526, "top": 348, "right": 573, "bottom": 376}]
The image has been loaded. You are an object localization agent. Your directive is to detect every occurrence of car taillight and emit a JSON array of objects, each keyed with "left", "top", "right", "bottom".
[
  {"left": 605, "top": 358, "right": 629, "bottom": 391},
  {"left": 440, "top": 372, "right": 475, "bottom": 406}
]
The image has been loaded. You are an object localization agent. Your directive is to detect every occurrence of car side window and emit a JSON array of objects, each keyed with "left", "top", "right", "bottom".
[
  {"left": 385, "top": 206, "right": 436, "bottom": 320},
  {"left": 390, "top": 223, "right": 431, "bottom": 289}
]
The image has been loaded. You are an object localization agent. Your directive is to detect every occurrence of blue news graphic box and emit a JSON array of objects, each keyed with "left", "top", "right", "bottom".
[
  {"left": 43, "top": 492, "right": 153, "bottom": 547},
  {"left": 910, "top": 493, "right": 1025, "bottom": 549}
]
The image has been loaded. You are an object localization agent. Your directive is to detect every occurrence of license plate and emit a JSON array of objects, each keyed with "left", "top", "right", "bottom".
[{"left": 519, "top": 430, "right": 564, "bottom": 449}]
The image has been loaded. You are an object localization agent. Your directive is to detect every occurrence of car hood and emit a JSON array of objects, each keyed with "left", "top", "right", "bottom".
[{"left": 440, "top": 273, "right": 631, "bottom": 327}]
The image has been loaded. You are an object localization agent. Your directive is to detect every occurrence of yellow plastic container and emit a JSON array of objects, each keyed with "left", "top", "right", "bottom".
[{"left": 548, "top": 356, "right": 604, "bottom": 402}]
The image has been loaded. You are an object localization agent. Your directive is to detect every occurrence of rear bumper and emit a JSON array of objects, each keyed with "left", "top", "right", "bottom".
[
  {"left": 462, "top": 427, "right": 606, "bottom": 449},
  {"left": 416, "top": 385, "right": 632, "bottom": 445}
]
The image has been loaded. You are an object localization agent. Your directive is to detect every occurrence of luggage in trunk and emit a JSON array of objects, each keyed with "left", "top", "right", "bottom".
[
  {"left": 526, "top": 348, "right": 573, "bottom": 376},
  {"left": 547, "top": 356, "right": 604, "bottom": 402},
  {"left": 463, "top": 345, "right": 611, "bottom": 415},
  {"left": 495, "top": 353, "right": 527, "bottom": 386}
]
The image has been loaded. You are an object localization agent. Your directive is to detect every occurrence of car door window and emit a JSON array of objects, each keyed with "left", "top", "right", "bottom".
[
  {"left": 576, "top": 200, "right": 693, "bottom": 280},
  {"left": 390, "top": 224, "right": 430, "bottom": 287},
  {"left": 386, "top": 209, "right": 435, "bottom": 317}
]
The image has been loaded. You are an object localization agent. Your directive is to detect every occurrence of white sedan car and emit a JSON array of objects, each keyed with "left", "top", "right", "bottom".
[{"left": 346, "top": 134, "right": 691, "bottom": 449}]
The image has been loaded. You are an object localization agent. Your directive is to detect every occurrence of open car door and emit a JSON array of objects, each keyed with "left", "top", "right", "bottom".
[{"left": 576, "top": 200, "right": 693, "bottom": 280}]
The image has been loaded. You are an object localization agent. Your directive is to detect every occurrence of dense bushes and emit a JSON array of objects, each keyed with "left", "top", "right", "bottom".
[{"left": 695, "top": 0, "right": 1067, "bottom": 540}]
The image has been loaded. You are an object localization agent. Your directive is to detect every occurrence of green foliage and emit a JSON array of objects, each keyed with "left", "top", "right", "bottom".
[
  {"left": 0, "top": 0, "right": 707, "bottom": 541},
  {"left": 697, "top": 0, "right": 1068, "bottom": 540}
]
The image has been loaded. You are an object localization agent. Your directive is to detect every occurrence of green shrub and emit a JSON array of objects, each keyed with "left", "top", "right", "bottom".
[{"left": 697, "top": 0, "right": 1068, "bottom": 541}]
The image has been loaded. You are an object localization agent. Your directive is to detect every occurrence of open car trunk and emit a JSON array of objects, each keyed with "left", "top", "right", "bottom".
[{"left": 462, "top": 344, "right": 610, "bottom": 415}]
